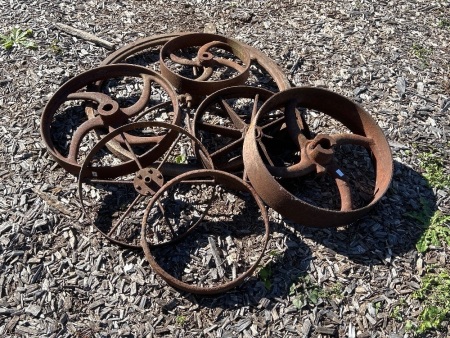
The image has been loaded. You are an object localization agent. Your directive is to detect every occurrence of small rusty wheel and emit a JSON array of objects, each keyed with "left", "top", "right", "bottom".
[
  {"left": 140, "top": 169, "right": 269, "bottom": 295},
  {"left": 193, "top": 86, "right": 282, "bottom": 173},
  {"left": 41, "top": 64, "right": 180, "bottom": 177},
  {"left": 78, "top": 121, "right": 214, "bottom": 248},
  {"left": 160, "top": 33, "right": 252, "bottom": 100},
  {"left": 243, "top": 87, "right": 393, "bottom": 227}
]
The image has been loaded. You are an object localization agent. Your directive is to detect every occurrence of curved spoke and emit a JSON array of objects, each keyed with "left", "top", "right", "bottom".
[
  {"left": 326, "top": 163, "right": 353, "bottom": 211},
  {"left": 67, "top": 91, "right": 114, "bottom": 104},
  {"left": 169, "top": 53, "right": 198, "bottom": 66},
  {"left": 218, "top": 98, "right": 246, "bottom": 130},
  {"left": 213, "top": 57, "right": 246, "bottom": 73},
  {"left": 107, "top": 194, "right": 144, "bottom": 237},
  {"left": 121, "top": 75, "right": 152, "bottom": 117},
  {"left": 68, "top": 117, "right": 104, "bottom": 162},
  {"left": 196, "top": 121, "right": 242, "bottom": 139},
  {"left": 267, "top": 157, "right": 315, "bottom": 179},
  {"left": 332, "top": 133, "right": 374, "bottom": 148},
  {"left": 196, "top": 67, "right": 214, "bottom": 81},
  {"left": 133, "top": 101, "right": 172, "bottom": 122}
]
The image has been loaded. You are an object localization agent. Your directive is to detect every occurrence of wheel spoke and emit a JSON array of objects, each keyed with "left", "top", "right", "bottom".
[
  {"left": 68, "top": 117, "right": 104, "bottom": 162},
  {"left": 327, "top": 163, "right": 353, "bottom": 211},
  {"left": 133, "top": 101, "right": 173, "bottom": 122},
  {"left": 84, "top": 178, "right": 134, "bottom": 185},
  {"left": 213, "top": 57, "right": 246, "bottom": 73},
  {"left": 332, "top": 133, "right": 374, "bottom": 148},
  {"left": 218, "top": 98, "right": 246, "bottom": 129},
  {"left": 169, "top": 53, "right": 198, "bottom": 66},
  {"left": 121, "top": 75, "right": 152, "bottom": 117},
  {"left": 211, "top": 137, "right": 244, "bottom": 160},
  {"left": 196, "top": 121, "right": 242, "bottom": 139},
  {"left": 196, "top": 67, "right": 214, "bottom": 81},
  {"left": 107, "top": 194, "right": 144, "bottom": 237},
  {"left": 119, "top": 132, "right": 143, "bottom": 169},
  {"left": 156, "top": 133, "right": 182, "bottom": 171}
]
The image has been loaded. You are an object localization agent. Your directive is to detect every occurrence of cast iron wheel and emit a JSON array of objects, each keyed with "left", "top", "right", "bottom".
[
  {"left": 78, "top": 121, "right": 214, "bottom": 248},
  {"left": 243, "top": 87, "right": 393, "bottom": 227},
  {"left": 193, "top": 86, "right": 283, "bottom": 173},
  {"left": 140, "top": 169, "right": 269, "bottom": 295},
  {"left": 41, "top": 64, "right": 180, "bottom": 177}
]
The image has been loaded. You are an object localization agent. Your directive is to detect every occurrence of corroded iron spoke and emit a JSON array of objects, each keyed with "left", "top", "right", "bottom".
[
  {"left": 133, "top": 101, "right": 172, "bottom": 122},
  {"left": 250, "top": 94, "right": 260, "bottom": 120},
  {"left": 196, "top": 121, "right": 242, "bottom": 138},
  {"left": 332, "top": 133, "right": 374, "bottom": 148},
  {"left": 196, "top": 67, "right": 214, "bottom": 81},
  {"left": 107, "top": 194, "right": 144, "bottom": 237},
  {"left": 213, "top": 57, "right": 246, "bottom": 73},
  {"left": 169, "top": 53, "right": 198, "bottom": 66},
  {"left": 261, "top": 116, "right": 285, "bottom": 132},
  {"left": 68, "top": 117, "right": 104, "bottom": 162},
  {"left": 119, "top": 132, "right": 143, "bottom": 169},
  {"left": 84, "top": 178, "right": 134, "bottom": 185},
  {"left": 211, "top": 137, "right": 243, "bottom": 160},
  {"left": 218, "top": 98, "right": 246, "bottom": 129},
  {"left": 156, "top": 133, "right": 182, "bottom": 171},
  {"left": 122, "top": 75, "right": 152, "bottom": 116},
  {"left": 327, "top": 163, "right": 353, "bottom": 211},
  {"left": 257, "top": 140, "right": 275, "bottom": 167}
]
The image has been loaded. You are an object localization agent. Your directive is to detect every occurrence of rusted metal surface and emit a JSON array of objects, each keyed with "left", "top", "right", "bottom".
[
  {"left": 78, "top": 121, "right": 214, "bottom": 248},
  {"left": 243, "top": 87, "right": 393, "bottom": 227},
  {"left": 192, "top": 85, "right": 278, "bottom": 173},
  {"left": 140, "top": 169, "right": 269, "bottom": 295},
  {"left": 160, "top": 33, "right": 251, "bottom": 102},
  {"left": 41, "top": 64, "right": 180, "bottom": 178},
  {"left": 99, "top": 32, "right": 291, "bottom": 105}
]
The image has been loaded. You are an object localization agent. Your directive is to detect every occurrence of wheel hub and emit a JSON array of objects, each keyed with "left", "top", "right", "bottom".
[{"left": 134, "top": 167, "right": 164, "bottom": 196}]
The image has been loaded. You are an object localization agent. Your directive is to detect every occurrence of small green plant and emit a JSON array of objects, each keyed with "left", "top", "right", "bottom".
[
  {"left": 175, "top": 315, "right": 186, "bottom": 326},
  {"left": 390, "top": 298, "right": 407, "bottom": 322},
  {"left": 406, "top": 198, "right": 450, "bottom": 253},
  {"left": 418, "top": 152, "right": 450, "bottom": 189},
  {"left": 49, "top": 39, "right": 62, "bottom": 54},
  {"left": 318, "top": 281, "right": 343, "bottom": 300},
  {"left": 0, "top": 27, "right": 37, "bottom": 50},
  {"left": 411, "top": 43, "right": 431, "bottom": 64},
  {"left": 289, "top": 275, "right": 322, "bottom": 309},
  {"left": 416, "top": 211, "right": 450, "bottom": 252},
  {"left": 413, "top": 269, "right": 450, "bottom": 334},
  {"left": 438, "top": 19, "right": 450, "bottom": 29},
  {"left": 258, "top": 264, "right": 273, "bottom": 289},
  {"left": 175, "top": 154, "right": 187, "bottom": 164}
]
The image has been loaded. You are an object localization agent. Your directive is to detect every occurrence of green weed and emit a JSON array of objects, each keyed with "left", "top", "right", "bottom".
[
  {"left": 413, "top": 269, "right": 450, "bottom": 334},
  {"left": 49, "top": 39, "right": 62, "bottom": 54},
  {"left": 289, "top": 275, "right": 322, "bottom": 309},
  {"left": 0, "top": 27, "right": 37, "bottom": 50},
  {"left": 175, "top": 315, "right": 186, "bottom": 326},
  {"left": 438, "top": 19, "right": 450, "bottom": 29},
  {"left": 258, "top": 264, "right": 273, "bottom": 289},
  {"left": 411, "top": 43, "right": 431, "bottom": 64},
  {"left": 418, "top": 152, "right": 450, "bottom": 189},
  {"left": 406, "top": 198, "right": 450, "bottom": 253}
]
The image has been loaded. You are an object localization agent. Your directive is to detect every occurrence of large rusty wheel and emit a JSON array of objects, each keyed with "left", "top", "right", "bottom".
[
  {"left": 99, "top": 32, "right": 291, "bottom": 106},
  {"left": 160, "top": 33, "right": 252, "bottom": 100},
  {"left": 41, "top": 64, "right": 180, "bottom": 177},
  {"left": 192, "top": 86, "right": 282, "bottom": 173},
  {"left": 140, "top": 169, "right": 269, "bottom": 295},
  {"left": 243, "top": 87, "right": 393, "bottom": 227},
  {"left": 78, "top": 121, "right": 214, "bottom": 248}
]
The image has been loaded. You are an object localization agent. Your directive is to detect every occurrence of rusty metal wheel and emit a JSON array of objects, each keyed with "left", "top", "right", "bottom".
[
  {"left": 192, "top": 86, "right": 282, "bottom": 173},
  {"left": 160, "top": 33, "right": 252, "bottom": 100},
  {"left": 78, "top": 121, "right": 214, "bottom": 248},
  {"left": 98, "top": 32, "right": 290, "bottom": 105},
  {"left": 41, "top": 64, "right": 180, "bottom": 177},
  {"left": 243, "top": 87, "right": 393, "bottom": 227},
  {"left": 140, "top": 169, "right": 269, "bottom": 295}
]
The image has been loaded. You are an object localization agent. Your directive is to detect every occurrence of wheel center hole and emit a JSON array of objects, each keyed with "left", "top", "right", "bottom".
[
  {"left": 144, "top": 176, "right": 151, "bottom": 183},
  {"left": 317, "top": 138, "right": 332, "bottom": 149},
  {"left": 103, "top": 103, "right": 114, "bottom": 111}
]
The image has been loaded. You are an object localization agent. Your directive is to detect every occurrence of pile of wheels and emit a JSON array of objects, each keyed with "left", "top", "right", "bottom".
[{"left": 41, "top": 32, "right": 392, "bottom": 294}]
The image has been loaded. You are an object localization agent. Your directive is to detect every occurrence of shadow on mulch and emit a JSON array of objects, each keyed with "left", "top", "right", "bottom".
[{"left": 295, "top": 160, "right": 436, "bottom": 265}]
